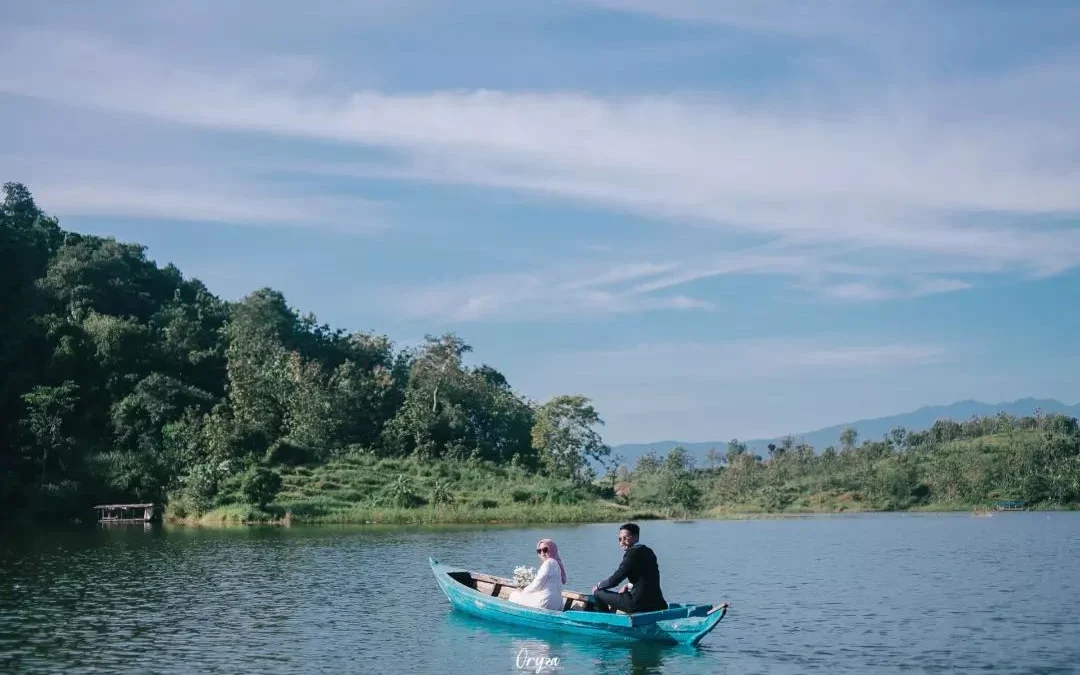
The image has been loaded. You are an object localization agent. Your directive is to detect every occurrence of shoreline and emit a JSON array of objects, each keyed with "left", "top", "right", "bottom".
[
  {"left": 160, "top": 501, "right": 1072, "bottom": 528},
  {"left": 7, "top": 503, "right": 1072, "bottom": 531}
]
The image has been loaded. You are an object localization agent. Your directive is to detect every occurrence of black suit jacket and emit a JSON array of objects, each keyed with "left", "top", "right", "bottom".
[{"left": 596, "top": 543, "right": 667, "bottom": 612}]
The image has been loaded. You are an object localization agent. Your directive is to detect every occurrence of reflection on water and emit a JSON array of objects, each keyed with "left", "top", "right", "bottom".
[{"left": 444, "top": 610, "right": 706, "bottom": 675}]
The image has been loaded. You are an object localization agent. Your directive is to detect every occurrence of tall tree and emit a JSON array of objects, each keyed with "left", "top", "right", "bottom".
[
  {"left": 21, "top": 381, "right": 79, "bottom": 482},
  {"left": 839, "top": 426, "right": 858, "bottom": 453},
  {"left": 1, "top": 183, "right": 60, "bottom": 504},
  {"left": 224, "top": 289, "right": 296, "bottom": 437},
  {"left": 530, "top": 395, "right": 609, "bottom": 481}
]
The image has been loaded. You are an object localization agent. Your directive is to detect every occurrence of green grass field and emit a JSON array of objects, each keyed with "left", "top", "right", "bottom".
[
  {"left": 167, "top": 455, "right": 660, "bottom": 525},
  {"left": 166, "top": 425, "right": 1080, "bottom": 526}
]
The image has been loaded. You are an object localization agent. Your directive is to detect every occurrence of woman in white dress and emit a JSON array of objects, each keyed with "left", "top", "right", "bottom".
[{"left": 508, "top": 538, "right": 567, "bottom": 611}]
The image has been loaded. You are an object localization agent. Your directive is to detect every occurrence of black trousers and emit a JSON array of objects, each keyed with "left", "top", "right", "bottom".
[{"left": 592, "top": 589, "right": 638, "bottom": 614}]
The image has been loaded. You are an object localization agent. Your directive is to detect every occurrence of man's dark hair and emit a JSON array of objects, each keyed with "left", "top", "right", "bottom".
[{"left": 619, "top": 522, "right": 640, "bottom": 537}]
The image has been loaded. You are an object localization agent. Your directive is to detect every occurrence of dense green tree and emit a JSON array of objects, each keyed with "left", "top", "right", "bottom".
[
  {"left": 531, "top": 395, "right": 609, "bottom": 481},
  {"left": 20, "top": 381, "right": 79, "bottom": 482},
  {"left": 725, "top": 438, "right": 748, "bottom": 465},
  {"left": 380, "top": 335, "right": 534, "bottom": 464},
  {"left": 1, "top": 183, "right": 61, "bottom": 505},
  {"left": 627, "top": 446, "right": 702, "bottom": 513}
]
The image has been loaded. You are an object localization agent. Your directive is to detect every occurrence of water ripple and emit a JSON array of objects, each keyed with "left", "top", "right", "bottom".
[{"left": 2, "top": 514, "right": 1079, "bottom": 674}]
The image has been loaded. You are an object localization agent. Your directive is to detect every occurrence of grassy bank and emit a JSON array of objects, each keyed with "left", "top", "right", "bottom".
[
  {"left": 704, "top": 496, "right": 1074, "bottom": 518},
  {"left": 164, "top": 415, "right": 1080, "bottom": 526},
  {"left": 693, "top": 424, "right": 1080, "bottom": 517},
  {"left": 166, "top": 454, "right": 662, "bottom": 525},
  {"left": 173, "top": 502, "right": 652, "bottom": 526}
]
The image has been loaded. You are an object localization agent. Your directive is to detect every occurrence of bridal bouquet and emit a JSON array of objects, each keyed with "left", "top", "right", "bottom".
[{"left": 513, "top": 565, "right": 536, "bottom": 588}]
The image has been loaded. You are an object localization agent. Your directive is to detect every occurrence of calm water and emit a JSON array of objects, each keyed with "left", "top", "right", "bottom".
[{"left": 2, "top": 513, "right": 1079, "bottom": 674}]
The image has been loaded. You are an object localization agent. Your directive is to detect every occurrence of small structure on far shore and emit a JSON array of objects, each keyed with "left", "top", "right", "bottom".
[
  {"left": 93, "top": 503, "right": 158, "bottom": 523},
  {"left": 993, "top": 500, "right": 1026, "bottom": 511}
]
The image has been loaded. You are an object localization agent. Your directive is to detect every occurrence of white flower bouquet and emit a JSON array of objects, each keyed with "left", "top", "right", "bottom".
[{"left": 513, "top": 565, "right": 536, "bottom": 588}]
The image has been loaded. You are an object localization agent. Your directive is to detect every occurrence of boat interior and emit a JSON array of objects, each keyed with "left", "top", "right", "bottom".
[{"left": 448, "top": 570, "right": 612, "bottom": 612}]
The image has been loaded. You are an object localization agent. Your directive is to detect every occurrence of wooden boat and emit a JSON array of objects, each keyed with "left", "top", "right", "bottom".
[{"left": 429, "top": 557, "right": 728, "bottom": 645}]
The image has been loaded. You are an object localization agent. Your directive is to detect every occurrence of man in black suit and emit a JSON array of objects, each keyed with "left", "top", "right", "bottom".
[{"left": 590, "top": 522, "right": 668, "bottom": 614}]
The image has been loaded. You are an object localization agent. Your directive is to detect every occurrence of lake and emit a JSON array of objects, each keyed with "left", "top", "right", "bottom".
[{"left": 2, "top": 512, "right": 1078, "bottom": 674}]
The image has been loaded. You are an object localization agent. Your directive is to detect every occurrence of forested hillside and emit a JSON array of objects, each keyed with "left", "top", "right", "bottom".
[
  {"left": 4, "top": 181, "right": 1077, "bottom": 525},
  {"left": 0, "top": 182, "right": 611, "bottom": 522}
]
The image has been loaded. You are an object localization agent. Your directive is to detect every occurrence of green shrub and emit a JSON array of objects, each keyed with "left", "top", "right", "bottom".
[
  {"left": 544, "top": 482, "right": 584, "bottom": 505},
  {"left": 241, "top": 466, "right": 282, "bottom": 510},
  {"left": 177, "top": 463, "right": 221, "bottom": 514},
  {"left": 430, "top": 480, "right": 454, "bottom": 506},
  {"left": 265, "top": 439, "right": 317, "bottom": 466},
  {"left": 759, "top": 484, "right": 797, "bottom": 512},
  {"left": 380, "top": 475, "right": 426, "bottom": 508},
  {"left": 510, "top": 489, "right": 534, "bottom": 503}
]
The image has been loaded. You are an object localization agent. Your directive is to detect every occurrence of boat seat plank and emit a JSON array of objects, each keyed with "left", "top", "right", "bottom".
[
  {"left": 471, "top": 571, "right": 515, "bottom": 586},
  {"left": 469, "top": 569, "right": 612, "bottom": 611}
]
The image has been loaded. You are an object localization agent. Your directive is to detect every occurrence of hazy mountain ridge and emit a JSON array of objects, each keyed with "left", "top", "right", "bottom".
[{"left": 610, "top": 398, "right": 1080, "bottom": 466}]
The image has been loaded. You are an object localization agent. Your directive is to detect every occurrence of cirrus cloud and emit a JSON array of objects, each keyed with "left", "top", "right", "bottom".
[{"left": 2, "top": 9, "right": 1079, "bottom": 320}]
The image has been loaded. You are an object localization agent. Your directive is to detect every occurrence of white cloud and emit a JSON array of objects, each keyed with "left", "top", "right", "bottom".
[
  {"left": 557, "top": 262, "right": 681, "bottom": 291},
  {"left": 27, "top": 182, "right": 384, "bottom": 232},
  {"left": 808, "top": 277, "right": 974, "bottom": 303},
  {"left": 2, "top": 23, "right": 1079, "bottom": 318},
  {"left": 386, "top": 261, "right": 714, "bottom": 322},
  {"left": 4, "top": 30, "right": 1078, "bottom": 225},
  {"left": 386, "top": 247, "right": 889, "bottom": 322},
  {"left": 0, "top": 153, "right": 387, "bottom": 233},
  {"left": 626, "top": 252, "right": 824, "bottom": 294},
  {"left": 574, "top": 0, "right": 1080, "bottom": 66},
  {"left": 387, "top": 246, "right": 976, "bottom": 322},
  {"left": 543, "top": 339, "right": 948, "bottom": 381},
  {"left": 575, "top": 0, "right": 897, "bottom": 37}
]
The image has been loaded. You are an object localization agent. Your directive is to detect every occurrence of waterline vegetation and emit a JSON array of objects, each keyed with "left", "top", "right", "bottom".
[
  {"left": 657, "top": 410, "right": 1080, "bottom": 518},
  {"left": 3, "top": 182, "right": 1079, "bottom": 527}
]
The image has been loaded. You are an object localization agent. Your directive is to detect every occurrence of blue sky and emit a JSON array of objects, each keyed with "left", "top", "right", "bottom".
[{"left": 4, "top": 0, "right": 1080, "bottom": 445}]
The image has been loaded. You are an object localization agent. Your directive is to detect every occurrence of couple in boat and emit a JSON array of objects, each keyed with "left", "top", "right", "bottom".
[{"left": 508, "top": 522, "right": 668, "bottom": 615}]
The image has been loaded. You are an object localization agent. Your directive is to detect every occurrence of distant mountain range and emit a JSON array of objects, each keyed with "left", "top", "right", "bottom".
[{"left": 609, "top": 398, "right": 1080, "bottom": 467}]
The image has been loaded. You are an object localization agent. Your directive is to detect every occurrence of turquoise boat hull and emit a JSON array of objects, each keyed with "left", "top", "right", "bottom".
[{"left": 429, "top": 557, "right": 728, "bottom": 646}]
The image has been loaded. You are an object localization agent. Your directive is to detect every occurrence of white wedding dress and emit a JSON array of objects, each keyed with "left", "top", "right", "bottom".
[{"left": 508, "top": 558, "right": 565, "bottom": 611}]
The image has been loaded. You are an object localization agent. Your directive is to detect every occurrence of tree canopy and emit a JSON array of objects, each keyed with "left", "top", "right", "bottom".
[{"left": 0, "top": 183, "right": 605, "bottom": 519}]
